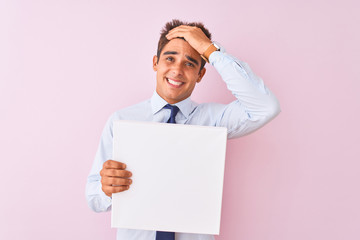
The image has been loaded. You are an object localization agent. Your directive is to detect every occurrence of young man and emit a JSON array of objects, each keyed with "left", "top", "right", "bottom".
[{"left": 86, "top": 19, "right": 280, "bottom": 240}]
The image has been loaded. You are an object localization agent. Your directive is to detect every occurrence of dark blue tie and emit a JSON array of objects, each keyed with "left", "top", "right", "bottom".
[
  {"left": 155, "top": 104, "right": 179, "bottom": 240},
  {"left": 156, "top": 231, "right": 175, "bottom": 240},
  {"left": 163, "top": 104, "right": 179, "bottom": 124}
]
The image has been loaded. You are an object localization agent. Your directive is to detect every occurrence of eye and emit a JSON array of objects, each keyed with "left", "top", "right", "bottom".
[
  {"left": 166, "top": 56, "right": 174, "bottom": 62},
  {"left": 185, "top": 62, "right": 195, "bottom": 67}
]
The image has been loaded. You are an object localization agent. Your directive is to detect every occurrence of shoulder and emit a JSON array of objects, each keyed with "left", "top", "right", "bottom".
[
  {"left": 188, "top": 102, "right": 228, "bottom": 123},
  {"left": 98, "top": 99, "right": 152, "bottom": 138},
  {"left": 189, "top": 100, "right": 245, "bottom": 123},
  {"left": 195, "top": 102, "right": 228, "bottom": 113},
  {"left": 110, "top": 99, "right": 152, "bottom": 121}
]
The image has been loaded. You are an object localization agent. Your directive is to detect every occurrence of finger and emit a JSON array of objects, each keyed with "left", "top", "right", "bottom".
[
  {"left": 100, "top": 168, "right": 132, "bottom": 178},
  {"left": 167, "top": 25, "right": 198, "bottom": 36},
  {"left": 166, "top": 27, "right": 203, "bottom": 41},
  {"left": 167, "top": 27, "right": 189, "bottom": 35},
  {"left": 103, "top": 160, "right": 127, "bottom": 169},
  {"left": 102, "top": 185, "right": 130, "bottom": 196},
  {"left": 166, "top": 30, "right": 189, "bottom": 40},
  {"left": 167, "top": 26, "right": 191, "bottom": 35},
  {"left": 101, "top": 176, "right": 133, "bottom": 186},
  {"left": 168, "top": 25, "right": 194, "bottom": 32}
]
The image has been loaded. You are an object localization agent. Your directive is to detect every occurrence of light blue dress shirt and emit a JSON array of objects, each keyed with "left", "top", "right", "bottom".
[{"left": 86, "top": 44, "right": 280, "bottom": 240}]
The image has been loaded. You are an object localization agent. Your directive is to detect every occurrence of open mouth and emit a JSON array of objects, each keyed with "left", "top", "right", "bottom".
[{"left": 166, "top": 78, "right": 184, "bottom": 88}]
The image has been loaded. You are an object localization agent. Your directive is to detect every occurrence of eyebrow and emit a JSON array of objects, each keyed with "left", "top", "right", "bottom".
[
  {"left": 163, "top": 51, "right": 178, "bottom": 55},
  {"left": 162, "top": 51, "right": 199, "bottom": 66},
  {"left": 185, "top": 55, "right": 199, "bottom": 66}
]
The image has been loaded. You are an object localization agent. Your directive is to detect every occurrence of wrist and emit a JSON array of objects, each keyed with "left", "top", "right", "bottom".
[{"left": 201, "top": 42, "right": 220, "bottom": 63}]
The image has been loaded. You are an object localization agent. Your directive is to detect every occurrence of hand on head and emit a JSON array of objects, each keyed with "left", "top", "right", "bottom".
[{"left": 166, "top": 25, "right": 212, "bottom": 55}]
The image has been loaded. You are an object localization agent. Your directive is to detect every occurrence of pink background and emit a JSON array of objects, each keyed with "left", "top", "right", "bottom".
[{"left": 1, "top": 0, "right": 359, "bottom": 239}]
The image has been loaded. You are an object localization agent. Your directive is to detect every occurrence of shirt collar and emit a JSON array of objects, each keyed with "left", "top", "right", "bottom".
[{"left": 151, "top": 91, "right": 197, "bottom": 118}]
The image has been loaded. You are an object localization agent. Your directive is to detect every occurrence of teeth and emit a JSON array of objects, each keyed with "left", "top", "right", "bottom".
[{"left": 167, "top": 78, "right": 182, "bottom": 86}]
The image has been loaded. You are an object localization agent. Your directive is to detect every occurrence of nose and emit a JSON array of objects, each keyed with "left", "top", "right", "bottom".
[{"left": 170, "top": 61, "right": 184, "bottom": 77}]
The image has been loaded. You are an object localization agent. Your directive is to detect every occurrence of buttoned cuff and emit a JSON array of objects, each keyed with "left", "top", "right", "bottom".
[
  {"left": 209, "top": 41, "right": 226, "bottom": 65},
  {"left": 99, "top": 184, "right": 113, "bottom": 210}
]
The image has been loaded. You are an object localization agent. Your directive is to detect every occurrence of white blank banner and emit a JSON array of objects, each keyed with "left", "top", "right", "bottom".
[{"left": 111, "top": 120, "right": 227, "bottom": 235}]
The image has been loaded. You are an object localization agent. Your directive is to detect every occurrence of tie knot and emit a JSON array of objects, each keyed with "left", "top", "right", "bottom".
[{"left": 164, "top": 104, "right": 179, "bottom": 123}]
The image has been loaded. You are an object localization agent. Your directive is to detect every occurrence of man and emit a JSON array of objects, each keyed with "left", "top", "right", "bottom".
[{"left": 86, "top": 19, "right": 280, "bottom": 240}]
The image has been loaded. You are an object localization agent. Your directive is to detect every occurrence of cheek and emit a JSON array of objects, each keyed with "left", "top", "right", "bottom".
[
  {"left": 186, "top": 80, "right": 198, "bottom": 92},
  {"left": 187, "top": 72, "right": 200, "bottom": 83},
  {"left": 156, "top": 67, "right": 166, "bottom": 78},
  {"left": 157, "top": 65, "right": 169, "bottom": 75}
]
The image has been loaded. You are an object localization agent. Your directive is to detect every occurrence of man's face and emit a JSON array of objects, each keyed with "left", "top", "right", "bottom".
[{"left": 153, "top": 38, "right": 206, "bottom": 104}]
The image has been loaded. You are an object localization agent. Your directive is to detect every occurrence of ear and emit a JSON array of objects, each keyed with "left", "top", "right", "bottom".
[
  {"left": 197, "top": 67, "right": 206, "bottom": 83},
  {"left": 153, "top": 55, "right": 158, "bottom": 71}
]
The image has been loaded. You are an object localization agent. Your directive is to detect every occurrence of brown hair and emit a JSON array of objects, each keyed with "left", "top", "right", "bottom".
[{"left": 157, "top": 19, "right": 212, "bottom": 71}]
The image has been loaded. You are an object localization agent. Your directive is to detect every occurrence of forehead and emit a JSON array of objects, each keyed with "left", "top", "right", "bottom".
[{"left": 161, "top": 39, "right": 201, "bottom": 59}]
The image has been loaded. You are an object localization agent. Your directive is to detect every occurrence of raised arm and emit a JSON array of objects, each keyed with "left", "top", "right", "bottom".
[
  {"left": 167, "top": 25, "right": 280, "bottom": 138},
  {"left": 211, "top": 50, "right": 280, "bottom": 138}
]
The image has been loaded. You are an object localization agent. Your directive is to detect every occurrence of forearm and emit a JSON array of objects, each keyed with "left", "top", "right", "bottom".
[{"left": 86, "top": 174, "right": 112, "bottom": 212}]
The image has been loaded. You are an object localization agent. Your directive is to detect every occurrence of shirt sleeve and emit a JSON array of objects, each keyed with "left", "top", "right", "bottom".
[
  {"left": 209, "top": 44, "right": 281, "bottom": 139},
  {"left": 85, "top": 114, "right": 114, "bottom": 212}
]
